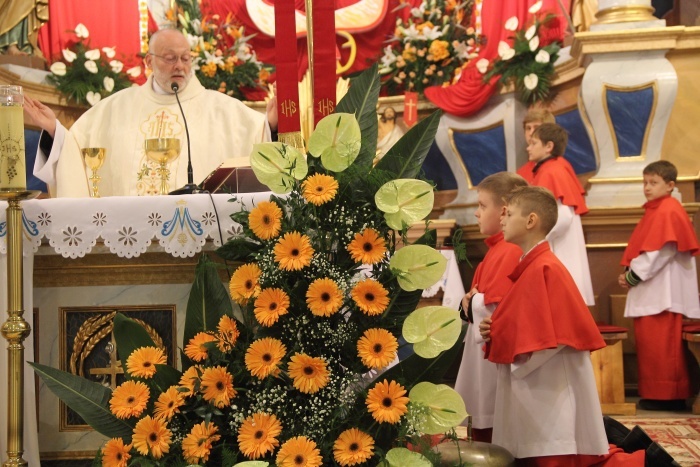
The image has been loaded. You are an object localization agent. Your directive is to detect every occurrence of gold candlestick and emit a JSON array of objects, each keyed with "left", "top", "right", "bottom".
[
  {"left": 144, "top": 138, "right": 181, "bottom": 195},
  {"left": 81, "top": 148, "right": 106, "bottom": 198},
  {"left": 1, "top": 190, "right": 40, "bottom": 467},
  {"left": 0, "top": 86, "right": 26, "bottom": 193}
]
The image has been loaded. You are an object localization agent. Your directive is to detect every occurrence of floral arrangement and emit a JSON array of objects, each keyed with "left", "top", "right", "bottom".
[
  {"left": 173, "top": 0, "right": 270, "bottom": 101},
  {"left": 378, "top": 0, "right": 478, "bottom": 96},
  {"left": 47, "top": 23, "right": 138, "bottom": 107},
  {"left": 31, "top": 65, "right": 470, "bottom": 466},
  {"left": 480, "top": 1, "right": 561, "bottom": 105}
]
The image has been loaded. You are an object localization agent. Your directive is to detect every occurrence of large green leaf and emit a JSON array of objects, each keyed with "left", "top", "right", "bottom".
[
  {"left": 409, "top": 382, "right": 468, "bottom": 435},
  {"left": 390, "top": 244, "right": 447, "bottom": 292},
  {"left": 250, "top": 142, "right": 308, "bottom": 194},
  {"left": 374, "top": 110, "right": 442, "bottom": 179},
  {"left": 29, "top": 362, "right": 135, "bottom": 440},
  {"left": 113, "top": 313, "right": 157, "bottom": 377},
  {"left": 336, "top": 63, "right": 380, "bottom": 169},
  {"left": 375, "top": 179, "right": 435, "bottom": 230},
  {"left": 183, "top": 255, "right": 232, "bottom": 352},
  {"left": 216, "top": 237, "right": 261, "bottom": 262},
  {"left": 307, "top": 113, "right": 361, "bottom": 172},
  {"left": 380, "top": 448, "right": 432, "bottom": 467},
  {"left": 403, "top": 306, "right": 462, "bottom": 359}
]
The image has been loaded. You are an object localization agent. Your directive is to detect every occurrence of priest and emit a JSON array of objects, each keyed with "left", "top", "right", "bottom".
[{"left": 24, "top": 28, "right": 277, "bottom": 197}]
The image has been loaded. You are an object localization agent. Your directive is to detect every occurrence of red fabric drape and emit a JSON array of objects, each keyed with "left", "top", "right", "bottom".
[{"left": 424, "top": 0, "right": 570, "bottom": 117}]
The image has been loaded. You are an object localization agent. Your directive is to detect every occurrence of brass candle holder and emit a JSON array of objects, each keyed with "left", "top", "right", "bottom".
[
  {"left": 1, "top": 189, "right": 40, "bottom": 467},
  {"left": 81, "top": 148, "right": 106, "bottom": 198},
  {"left": 144, "top": 138, "right": 181, "bottom": 195}
]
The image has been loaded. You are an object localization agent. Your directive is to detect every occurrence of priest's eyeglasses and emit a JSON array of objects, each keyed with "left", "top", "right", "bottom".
[{"left": 148, "top": 53, "right": 192, "bottom": 65}]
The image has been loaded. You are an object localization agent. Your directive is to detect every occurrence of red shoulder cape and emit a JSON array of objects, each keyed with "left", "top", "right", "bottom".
[
  {"left": 487, "top": 242, "right": 605, "bottom": 364},
  {"left": 533, "top": 157, "right": 589, "bottom": 215},
  {"left": 473, "top": 232, "right": 522, "bottom": 306},
  {"left": 516, "top": 161, "right": 536, "bottom": 184},
  {"left": 621, "top": 195, "right": 699, "bottom": 266}
]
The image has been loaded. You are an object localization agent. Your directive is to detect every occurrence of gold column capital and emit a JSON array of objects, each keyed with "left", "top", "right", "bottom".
[{"left": 595, "top": 5, "right": 657, "bottom": 25}]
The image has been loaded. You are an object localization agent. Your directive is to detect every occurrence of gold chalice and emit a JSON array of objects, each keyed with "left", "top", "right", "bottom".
[
  {"left": 81, "top": 147, "right": 106, "bottom": 198},
  {"left": 144, "top": 138, "right": 181, "bottom": 195}
]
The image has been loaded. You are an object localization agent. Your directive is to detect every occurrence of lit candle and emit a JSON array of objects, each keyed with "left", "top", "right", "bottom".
[{"left": 0, "top": 85, "right": 26, "bottom": 191}]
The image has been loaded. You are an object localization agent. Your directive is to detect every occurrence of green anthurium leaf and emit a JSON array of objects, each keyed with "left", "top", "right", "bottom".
[
  {"left": 381, "top": 447, "right": 432, "bottom": 467},
  {"left": 307, "top": 113, "right": 361, "bottom": 172},
  {"left": 216, "top": 237, "right": 261, "bottom": 262},
  {"left": 409, "top": 382, "right": 468, "bottom": 435},
  {"left": 233, "top": 462, "right": 270, "bottom": 467},
  {"left": 375, "top": 179, "right": 435, "bottom": 230},
  {"left": 403, "top": 306, "right": 462, "bottom": 359},
  {"left": 29, "top": 362, "right": 135, "bottom": 440},
  {"left": 151, "top": 364, "right": 182, "bottom": 393},
  {"left": 250, "top": 142, "right": 308, "bottom": 193},
  {"left": 183, "top": 255, "right": 232, "bottom": 369},
  {"left": 373, "top": 110, "right": 442, "bottom": 179},
  {"left": 390, "top": 244, "right": 447, "bottom": 292},
  {"left": 336, "top": 63, "right": 380, "bottom": 169},
  {"left": 113, "top": 313, "right": 157, "bottom": 377}
]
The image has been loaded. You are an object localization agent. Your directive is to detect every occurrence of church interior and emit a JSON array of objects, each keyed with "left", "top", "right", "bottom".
[{"left": 1, "top": 0, "right": 700, "bottom": 465}]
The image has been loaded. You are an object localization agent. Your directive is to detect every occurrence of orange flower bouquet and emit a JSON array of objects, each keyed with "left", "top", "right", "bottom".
[{"left": 31, "top": 65, "right": 468, "bottom": 466}]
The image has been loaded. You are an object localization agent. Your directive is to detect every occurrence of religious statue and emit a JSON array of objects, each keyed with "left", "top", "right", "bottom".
[
  {"left": 0, "top": 0, "right": 48, "bottom": 56},
  {"left": 376, "top": 107, "right": 405, "bottom": 162}
]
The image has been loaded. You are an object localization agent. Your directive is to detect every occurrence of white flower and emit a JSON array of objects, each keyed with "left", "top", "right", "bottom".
[
  {"left": 50, "top": 62, "right": 67, "bottom": 76},
  {"left": 236, "top": 44, "right": 252, "bottom": 62},
  {"left": 452, "top": 41, "right": 470, "bottom": 60},
  {"left": 524, "top": 73, "right": 539, "bottom": 90},
  {"left": 504, "top": 16, "right": 519, "bottom": 31},
  {"left": 535, "top": 49, "right": 550, "bottom": 63},
  {"left": 186, "top": 33, "right": 200, "bottom": 49},
  {"left": 525, "top": 25, "right": 537, "bottom": 41},
  {"left": 204, "top": 50, "right": 224, "bottom": 66},
  {"left": 86, "top": 91, "right": 102, "bottom": 106},
  {"left": 74, "top": 23, "right": 89, "bottom": 38},
  {"left": 529, "top": 36, "right": 540, "bottom": 51},
  {"left": 126, "top": 66, "right": 142, "bottom": 77},
  {"left": 402, "top": 24, "right": 422, "bottom": 42},
  {"left": 110, "top": 60, "right": 123, "bottom": 73},
  {"left": 379, "top": 45, "right": 397, "bottom": 68},
  {"left": 61, "top": 49, "right": 77, "bottom": 63},
  {"left": 84, "top": 49, "right": 101, "bottom": 60},
  {"left": 497, "top": 41, "right": 515, "bottom": 61},
  {"left": 410, "top": 4, "right": 425, "bottom": 18},
  {"left": 529, "top": 1, "right": 543, "bottom": 14},
  {"left": 101, "top": 47, "right": 116, "bottom": 59},
  {"left": 423, "top": 25, "right": 444, "bottom": 41},
  {"left": 103, "top": 76, "right": 114, "bottom": 92},
  {"left": 84, "top": 60, "right": 98, "bottom": 74},
  {"left": 476, "top": 58, "right": 489, "bottom": 74}
]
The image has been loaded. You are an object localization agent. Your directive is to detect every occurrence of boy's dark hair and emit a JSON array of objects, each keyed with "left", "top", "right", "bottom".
[
  {"left": 523, "top": 109, "right": 555, "bottom": 127},
  {"left": 506, "top": 186, "right": 558, "bottom": 234},
  {"left": 532, "top": 123, "right": 568, "bottom": 157},
  {"left": 477, "top": 172, "right": 529, "bottom": 206},
  {"left": 643, "top": 160, "right": 677, "bottom": 183}
]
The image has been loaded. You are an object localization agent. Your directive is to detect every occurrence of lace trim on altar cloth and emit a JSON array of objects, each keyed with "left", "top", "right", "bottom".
[
  {"left": 0, "top": 193, "right": 271, "bottom": 259},
  {"left": 421, "top": 249, "right": 465, "bottom": 309}
]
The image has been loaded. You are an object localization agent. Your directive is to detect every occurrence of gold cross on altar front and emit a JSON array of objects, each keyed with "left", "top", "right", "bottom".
[{"left": 88, "top": 334, "right": 124, "bottom": 389}]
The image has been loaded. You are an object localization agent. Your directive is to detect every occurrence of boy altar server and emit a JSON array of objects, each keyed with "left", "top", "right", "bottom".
[{"left": 619, "top": 160, "right": 700, "bottom": 411}]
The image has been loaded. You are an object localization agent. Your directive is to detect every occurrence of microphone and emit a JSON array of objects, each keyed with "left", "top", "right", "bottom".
[{"left": 169, "top": 81, "right": 199, "bottom": 195}]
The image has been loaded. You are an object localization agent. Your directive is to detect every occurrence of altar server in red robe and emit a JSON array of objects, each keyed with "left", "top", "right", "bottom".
[
  {"left": 519, "top": 123, "right": 594, "bottom": 306},
  {"left": 454, "top": 171, "right": 527, "bottom": 442},
  {"left": 618, "top": 160, "right": 700, "bottom": 411},
  {"left": 516, "top": 108, "right": 555, "bottom": 184}
]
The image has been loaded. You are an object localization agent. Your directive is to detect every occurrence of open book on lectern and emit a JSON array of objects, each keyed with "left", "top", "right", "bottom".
[{"left": 199, "top": 157, "right": 268, "bottom": 194}]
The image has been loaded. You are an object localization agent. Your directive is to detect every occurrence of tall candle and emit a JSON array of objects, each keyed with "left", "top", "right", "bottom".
[{"left": 0, "top": 85, "right": 26, "bottom": 191}]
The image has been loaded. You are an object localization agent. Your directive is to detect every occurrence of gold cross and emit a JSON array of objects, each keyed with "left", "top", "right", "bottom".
[{"left": 88, "top": 334, "right": 124, "bottom": 389}]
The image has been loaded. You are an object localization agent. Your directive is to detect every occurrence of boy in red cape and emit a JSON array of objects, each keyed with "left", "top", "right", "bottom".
[
  {"left": 516, "top": 108, "right": 556, "bottom": 184},
  {"left": 618, "top": 160, "right": 700, "bottom": 411},
  {"left": 454, "top": 171, "right": 527, "bottom": 443},
  {"left": 519, "top": 123, "right": 595, "bottom": 306}
]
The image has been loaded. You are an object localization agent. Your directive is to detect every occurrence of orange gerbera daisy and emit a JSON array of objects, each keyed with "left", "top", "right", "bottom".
[
  {"left": 153, "top": 385, "right": 185, "bottom": 421},
  {"left": 276, "top": 436, "right": 322, "bottom": 467},
  {"left": 351, "top": 279, "right": 390, "bottom": 316},
  {"left": 237, "top": 412, "right": 283, "bottom": 459},
  {"left": 365, "top": 379, "right": 409, "bottom": 424},
  {"left": 245, "top": 337, "right": 287, "bottom": 379},
  {"left": 302, "top": 173, "right": 339, "bottom": 206},
  {"left": 306, "top": 278, "right": 343, "bottom": 317},
  {"left": 229, "top": 263, "right": 262, "bottom": 304},
  {"left": 181, "top": 421, "right": 221, "bottom": 465},
  {"left": 333, "top": 428, "right": 375, "bottom": 466},
  {"left": 109, "top": 380, "right": 149, "bottom": 419},
  {"left": 274, "top": 231, "right": 314, "bottom": 271},
  {"left": 200, "top": 365, "right": 236, "bottom": 408},
  {"left": 287, "top": 353, "right": 329, "bottom": 394},
  {"left": 179, "top": 365, "right": 201, "bottom": 397},
  {"left": 249, "top": 200, "right": 283, "bottom": 240},
  {"left": 101, "top": 438, "right": 131, "bottom": 467},
  {"left": 184, "top": 332, "right": 217, "bottom": 362},
  {"left": 347, "top": 228, "right": 386, "bottom": 264},
  {"left": 357, "top": 328, "right": 398, "bottom": 369},
  {"left": 254, "top": 287, "right": 290, "bottom": 326},
  {"left": 125, "top": 346, "right": 166, "bottom": 379},
  {"left": 217, "top": 315, "right": 240, "bottom": 352},
  {"left": 132, "top": 415, "right": 171, "bottom": 459}
]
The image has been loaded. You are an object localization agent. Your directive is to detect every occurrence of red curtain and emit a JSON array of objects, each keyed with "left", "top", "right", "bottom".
[{"left": 424, "top": 0, "right": 570, "bottom": 117}]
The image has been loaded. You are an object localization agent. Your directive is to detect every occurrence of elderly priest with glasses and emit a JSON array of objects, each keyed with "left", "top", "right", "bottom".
[{"left": 23, "top": 28, "right": 277, "bottom": 197}]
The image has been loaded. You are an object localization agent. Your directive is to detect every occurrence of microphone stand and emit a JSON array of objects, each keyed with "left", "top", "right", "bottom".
[{"left": 169, "top": 82, "right": 200, "bottom": 195}]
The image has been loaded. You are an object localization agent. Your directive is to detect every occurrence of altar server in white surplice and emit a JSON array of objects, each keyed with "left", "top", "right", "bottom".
[{"left": 24, "top": 28, "right": 276, "bottom": 197}]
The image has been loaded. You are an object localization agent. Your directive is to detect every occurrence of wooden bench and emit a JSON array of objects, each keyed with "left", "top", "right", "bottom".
[
  {"left": 591, "top": 324, "right": 637, "bottom": 415},
  {"left": 682, "top": 324, "right": 700, "bottom": 414}
]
